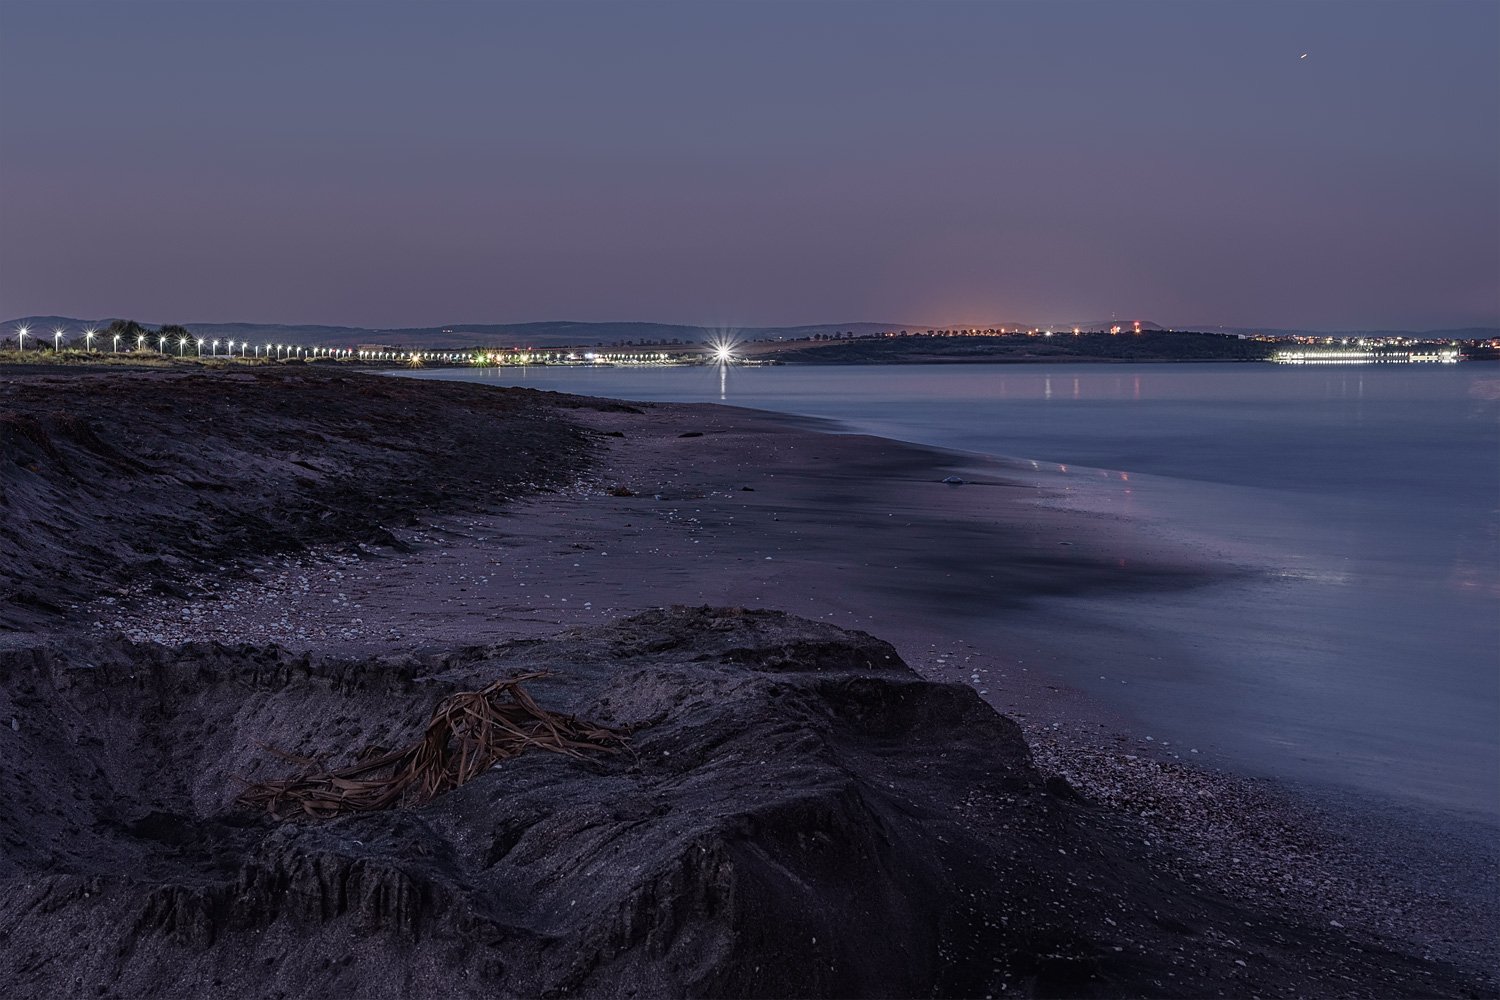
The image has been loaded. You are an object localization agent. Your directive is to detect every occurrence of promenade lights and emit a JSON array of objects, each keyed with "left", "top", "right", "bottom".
[
  {"left": 16, "top": 325, "right": 28, "bottom": 351},
  {"left": 136, "top": 334, "right": 145, "bottom": 352},
  {"left": 84, "top": 328, "right": 97, "bottom": 351},
  {"left": 212, "top": 339, "right": 220, "bottom": 356},
  {"left": 159, "top": 335, "right": 168, "bottom": 352},
  {"left": 196, "top": 338, "right": 205, "bottom": 357},
  {"left": 113, "top": 333, "right": 121, "bottom": 353},
  {"left": 54, "top": 328, "right": 64, "bottom": 352},
  {"left": 178, "top": 337, "right": 186, "bottom": 356}
]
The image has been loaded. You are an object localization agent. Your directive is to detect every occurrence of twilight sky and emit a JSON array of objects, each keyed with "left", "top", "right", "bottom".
[{"left": 1, "top": 0, "right": 1496, "bottom": 331}]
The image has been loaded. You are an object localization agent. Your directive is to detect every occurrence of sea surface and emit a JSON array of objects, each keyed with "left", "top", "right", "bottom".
[{"left": 395, "top": 362, "right": 1500, "bottom": 819}]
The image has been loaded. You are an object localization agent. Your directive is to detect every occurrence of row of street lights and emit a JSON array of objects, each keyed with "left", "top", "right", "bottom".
[
  {"left": 8, "top": 325, "right": 362, "bottom": 361},
  {"left": 10, "top": 326, "right": 735, "bottom": 367},
  {"left": 11, "top": 328, "right": 567, "bottom": 366}
]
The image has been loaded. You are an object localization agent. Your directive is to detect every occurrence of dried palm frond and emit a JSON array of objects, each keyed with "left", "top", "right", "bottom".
[{"left": 238, "top": 672, "right": 624, "bottom": 819}]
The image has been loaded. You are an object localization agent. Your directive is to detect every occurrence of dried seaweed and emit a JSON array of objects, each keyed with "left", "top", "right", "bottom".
[{"left": 238, "top": 672, "right": 625, "bottom": 819}]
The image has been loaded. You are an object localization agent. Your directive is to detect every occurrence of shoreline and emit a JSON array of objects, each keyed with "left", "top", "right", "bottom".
[
  {"left": 4, "top": 367, "right": 1495, "bottom": 992},
  {"left": 389, "top": 361, "right": 1500, "bottom": 821}
]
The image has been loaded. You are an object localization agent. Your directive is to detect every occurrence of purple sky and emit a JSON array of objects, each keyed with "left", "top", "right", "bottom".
[{"left": 2, "top": 1, "right": 1496, "bottom": 331}]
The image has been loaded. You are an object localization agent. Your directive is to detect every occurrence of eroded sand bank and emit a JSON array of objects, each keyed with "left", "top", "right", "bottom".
[{"left": 2, "top": 367, "right": 1494, "bottom": 995}]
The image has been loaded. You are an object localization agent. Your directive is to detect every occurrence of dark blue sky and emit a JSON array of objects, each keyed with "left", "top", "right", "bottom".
[{"left": 2, "top": 0, "right": 1496, "bottom": 330}]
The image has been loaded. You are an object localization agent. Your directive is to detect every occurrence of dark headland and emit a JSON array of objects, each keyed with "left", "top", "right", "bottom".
[{"left": 1, "top": 366, "right": 1494, "bottom": 998}]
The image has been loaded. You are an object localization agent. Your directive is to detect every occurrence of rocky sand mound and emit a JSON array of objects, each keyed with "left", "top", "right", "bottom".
[
  {"left": 0, "top": 368, "right": 603, "bottom": 631},
  {"left": 0, "top": 607, "right": 1474, "bottom": 998}
]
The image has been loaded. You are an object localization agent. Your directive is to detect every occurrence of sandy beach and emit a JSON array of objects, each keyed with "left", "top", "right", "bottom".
[{"left": 2, "top": 366, "right": 1494, "bottom": 997}]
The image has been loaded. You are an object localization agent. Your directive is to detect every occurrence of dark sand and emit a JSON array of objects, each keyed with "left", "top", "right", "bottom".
[{"left": 3, "top": 367, "right": 1496, "bottom": 996}]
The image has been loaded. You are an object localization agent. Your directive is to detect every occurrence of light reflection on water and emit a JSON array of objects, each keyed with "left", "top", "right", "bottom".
[{"left": 397, "top": 362, "right": 1499, "bottom": 816}]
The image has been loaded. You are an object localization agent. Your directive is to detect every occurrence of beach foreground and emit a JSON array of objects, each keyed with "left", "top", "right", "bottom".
[{"left": 1, "top": 367, "right": 1494, "bottom": 997}]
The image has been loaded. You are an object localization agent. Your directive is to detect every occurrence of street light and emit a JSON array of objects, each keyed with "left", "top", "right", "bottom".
[
  {"left": 84, "top": 328, "right": 97, "bottom": 352},
  {"left": 16, "top": 325, "right": 28, "bottom": 352},
  {"left": 212, "top": 339, "right": 220, "bottom": 356},
  {"left": 177, "top": 337, "right": 186, "bottom": 357},
  {"left": 53, "top": 328, "right": 64, "bottom": 352},
  {"left": 137, "top": 334, "right": 145, "bottom": 352},
  {"left": 195, "top": 338, "right": 204, "bottom": 357},
  {"left": 113, "top": 333, "right": 121, "bottom": 353}
]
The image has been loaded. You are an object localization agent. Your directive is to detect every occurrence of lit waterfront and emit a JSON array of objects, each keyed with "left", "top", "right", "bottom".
[
  {"left": 7, "top": 321, "right": 1494, "bottom": 370},
  {"left": 1271, "top": 347, "right": 1461, "bottom": 364}
]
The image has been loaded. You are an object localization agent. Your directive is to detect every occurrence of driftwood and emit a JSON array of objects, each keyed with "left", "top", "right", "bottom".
[{"left": 238, "top": 672, "right": 624, "bottom": 819}]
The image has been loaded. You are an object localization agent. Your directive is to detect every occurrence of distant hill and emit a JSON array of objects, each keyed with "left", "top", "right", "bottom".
[
  {"left": 1187, "top": 325, "right": 1500, "bottom": 340},
  {"left": 761, "top": 330, "right": 1275, "bottom": 364},
  {"left": 6, "top": 315, "right": 1494, "bottom": 351}
]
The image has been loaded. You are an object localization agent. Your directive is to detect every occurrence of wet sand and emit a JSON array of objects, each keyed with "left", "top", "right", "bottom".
[
  {"left": 4, "top": 367, "right": 1494, "bottom": 992},
  {"left": 82, "top": 386, "right": 1499, "bottom": 984}
]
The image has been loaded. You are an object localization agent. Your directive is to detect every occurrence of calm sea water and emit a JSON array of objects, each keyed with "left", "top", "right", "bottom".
[{"left": 396, "top": 362, "right": 1500, "bottom": 817}]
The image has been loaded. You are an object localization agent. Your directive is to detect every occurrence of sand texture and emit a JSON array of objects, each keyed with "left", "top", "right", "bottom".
[
  {"left": 1, "top": 367, "right": 1494, "bottom": 997},
  {"left": 1, "top": 609, "right": 1481, "bottom": 998}
]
